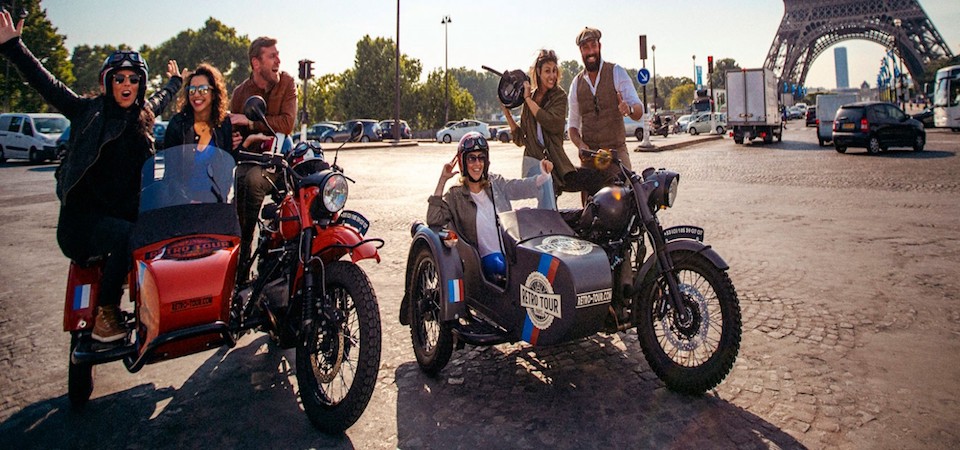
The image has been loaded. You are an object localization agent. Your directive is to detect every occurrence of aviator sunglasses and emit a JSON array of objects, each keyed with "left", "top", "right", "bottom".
[{"left": 187, "top": 85, "right": 212, "bottom": 96}]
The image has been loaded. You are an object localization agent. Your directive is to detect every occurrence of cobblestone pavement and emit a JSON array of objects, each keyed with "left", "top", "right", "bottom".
[{"left": 1, "top": 126, "right": 958, "bottom": 449}]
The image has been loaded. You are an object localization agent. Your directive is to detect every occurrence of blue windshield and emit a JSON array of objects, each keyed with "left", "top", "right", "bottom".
[{"left": 139, "top": 145, "right": 236, "bottom": 213}]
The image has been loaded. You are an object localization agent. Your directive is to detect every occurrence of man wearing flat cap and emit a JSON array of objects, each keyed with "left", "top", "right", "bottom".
[{"left": 567, "top": 26, "right": 644, "bottom": 196}]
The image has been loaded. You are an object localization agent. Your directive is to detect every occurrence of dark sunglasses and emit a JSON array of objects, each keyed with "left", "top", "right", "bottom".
[
  {"left": 465, "top": 154, "right": 487, "bottom": 163},
  {"left": 113, "top": 74, "right": 141, "bottom": 85},
  {"left": 187, "top": 85, "right": 212, "bottom": 96},
  {"left": 461, "top": 136, "right": 488, "bottom": 153}
]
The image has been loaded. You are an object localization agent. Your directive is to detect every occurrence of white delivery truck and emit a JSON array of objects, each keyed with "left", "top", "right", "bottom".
[
  {"left": 815, "top": 93, "right": 858, "bottom": 147},
  {"left": 725, "top": 68, "right": 783, "bottom": 144}
]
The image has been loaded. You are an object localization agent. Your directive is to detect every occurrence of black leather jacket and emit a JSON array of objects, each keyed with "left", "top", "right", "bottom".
[
  {"left": 0, "top": 37, "right": 181, "bottom": 206},
  {"left": 163, "top": 110, "right": 237, "bottom": 159}
]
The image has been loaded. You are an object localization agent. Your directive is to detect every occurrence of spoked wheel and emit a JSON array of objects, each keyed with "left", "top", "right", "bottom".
[
  {"left": 409, "top": 247, "right": 453, "bottom": 376},
  {"left": 296, "top": 261, "right": 381, "bottom": 434},
  {"left": 68, "top": 333, "right": 94, "bottom": 408},
  {"left": 636, "top": 250, "right": 741, "bottom": 394}
]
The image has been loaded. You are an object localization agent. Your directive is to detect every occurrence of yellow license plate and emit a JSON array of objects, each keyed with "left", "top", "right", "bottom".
[{"left": 841, "top": 123, "right": 855, "bottom": 131}]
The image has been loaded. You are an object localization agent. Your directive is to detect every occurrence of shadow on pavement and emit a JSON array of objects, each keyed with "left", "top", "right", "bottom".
[
  {"left": 395, "top": 334, "right": 803, "bottom": 449},
  {"left": 0, "top": 335, "right": 354, "bottom": 449}
]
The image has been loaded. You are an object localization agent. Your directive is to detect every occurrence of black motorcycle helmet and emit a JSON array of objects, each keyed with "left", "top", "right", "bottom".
[
  {"left": 457, "top": 131, "right": 490, "bottom": 183},
  {"left": 497, "top": 69, "right": 530, "bottom": 109},
  {"left": 100, "top": 50, "right": 149, "bottom": 106}
]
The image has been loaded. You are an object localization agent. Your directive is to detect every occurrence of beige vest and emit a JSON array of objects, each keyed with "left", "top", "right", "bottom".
[{"left": 576, "top": 62, "right": 626, "bottom": 149}]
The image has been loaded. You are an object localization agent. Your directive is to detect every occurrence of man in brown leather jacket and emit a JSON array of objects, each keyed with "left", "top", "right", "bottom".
[{"left": 229, "top": 36, "right": 297, "bottom": 281}]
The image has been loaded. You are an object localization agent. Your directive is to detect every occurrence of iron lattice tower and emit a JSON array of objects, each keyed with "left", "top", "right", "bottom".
[{"left": 764, "top": 0, "right": 954, "bottom": 87}]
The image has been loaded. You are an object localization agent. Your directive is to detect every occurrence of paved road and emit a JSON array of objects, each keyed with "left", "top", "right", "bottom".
[{"left": 1, "top": 125, "right": 958, "bottom": 449}]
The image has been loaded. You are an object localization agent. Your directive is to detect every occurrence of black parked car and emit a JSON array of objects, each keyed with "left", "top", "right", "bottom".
[
  {"left": 321, "top": 119, "right": 382, "bottom": 143},
  {"left": 805, "top": 106, "right": 817, "bottom": 127},
  {"left": 832, "top": 101, "right": 925, "bottom": 154}
]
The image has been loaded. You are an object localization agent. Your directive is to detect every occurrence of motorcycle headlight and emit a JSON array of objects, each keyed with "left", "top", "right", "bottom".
[
  {"left": 321, "top": 173, "right": 349, "bottom": 213},
  {"left": 649, "top": 170, "right": 680, "bottom": 210}
]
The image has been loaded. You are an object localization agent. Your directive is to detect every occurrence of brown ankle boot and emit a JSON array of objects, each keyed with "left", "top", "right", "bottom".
[{"left": 92, "top": 305, "right": 126, "bottom": 343}]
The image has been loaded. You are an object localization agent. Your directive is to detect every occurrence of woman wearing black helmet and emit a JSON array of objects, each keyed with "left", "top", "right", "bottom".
[
  {"left": 500, "top": 49, "right": 575, "bottom": 196},
  {"left": 0, "top": 11, "right": 184, "bottom": 343},
  {"left": 427, "top": 132, "right": 553, "bottom": 282}
]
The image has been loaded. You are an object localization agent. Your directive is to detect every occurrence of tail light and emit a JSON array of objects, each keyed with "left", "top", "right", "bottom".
[
  {"left": 816, "top": 119, "right": 820, "bottom": 126},
  {"left": 860, "top": 118, "right": 869, "bottom": 133},
  {"left": 833, "top": 120, "right": 839, "bottom": 132}
]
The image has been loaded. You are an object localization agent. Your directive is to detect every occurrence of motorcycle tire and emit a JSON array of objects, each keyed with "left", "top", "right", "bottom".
[
  {"left": 68, "top": 333, "right": 93, "bottom": 408},
  {"left": 635, "top": 250, "right": 741, "bottom": 395},
  {"left": 297, "top": 261, "right": 381, "bottom": 434},
  {"left": 409, "top": 247, "right": 454, "bottom": 376}
]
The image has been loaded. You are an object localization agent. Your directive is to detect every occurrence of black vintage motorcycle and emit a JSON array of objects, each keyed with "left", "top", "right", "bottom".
[{"left": 400, "top": 154, "right": 740, "bottom": 394}]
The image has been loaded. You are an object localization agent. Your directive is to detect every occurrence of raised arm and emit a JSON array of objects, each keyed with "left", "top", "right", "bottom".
[{"left": 0, "top": 11, "right": 82, "bottom": 117}]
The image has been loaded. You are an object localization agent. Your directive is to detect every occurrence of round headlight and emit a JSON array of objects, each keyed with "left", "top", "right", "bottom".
[
  {"left": 322, "top": 173, "right": 348, "bottom": 213},
  {"left": 665, "top": 175, "right": 679, "bottom": 208}
]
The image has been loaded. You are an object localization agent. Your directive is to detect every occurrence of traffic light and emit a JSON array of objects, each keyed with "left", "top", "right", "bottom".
[
  {"left": 707, "top": 56, "right": 714, "bottom": 74},
  {"left": 298, "top": 59, "right": 314, "bottom": 80}
]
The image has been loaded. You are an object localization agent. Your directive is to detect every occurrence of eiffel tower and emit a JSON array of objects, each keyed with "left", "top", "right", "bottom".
[{"left": 764, "top": 0, "right": 954, "bottom": 87}]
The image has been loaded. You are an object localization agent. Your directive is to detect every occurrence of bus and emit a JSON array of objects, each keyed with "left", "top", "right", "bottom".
[{"left": 933, "top": 64, "right": 960, "bottom": 131}]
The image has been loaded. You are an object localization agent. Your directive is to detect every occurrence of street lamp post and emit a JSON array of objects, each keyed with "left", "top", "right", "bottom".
[
  {"left": 441, "top": 15, "right": 451, "bottom": 125},
  {"left": 652, "top": 44, "right": 657, "bottom": 115},
  {"left": 692, "top": 54, "right": 696, "bottom": 88},
  {"left": 394, "top": 0, "right": 400, "bottom": 143}
]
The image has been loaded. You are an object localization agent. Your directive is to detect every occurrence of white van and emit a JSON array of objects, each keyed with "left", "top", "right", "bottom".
[{"left": 0, "top": 113, "right": 69, "bottom": 163}]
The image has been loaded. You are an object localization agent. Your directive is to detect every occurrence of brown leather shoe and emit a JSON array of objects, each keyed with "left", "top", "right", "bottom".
[{"left": 92, "top": 306, "right": 126, "bottom": 343}]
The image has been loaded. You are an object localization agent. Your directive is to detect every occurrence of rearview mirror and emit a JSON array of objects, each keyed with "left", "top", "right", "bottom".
[{"left": 243, "top": 96, "right": 267, "bottom": 124}]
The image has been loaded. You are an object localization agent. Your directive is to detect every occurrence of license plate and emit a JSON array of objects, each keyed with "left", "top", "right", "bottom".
[
  {"left": 337, "top": 210, "right": 370, "bottom": 235},
  {"left": 841, "top": 123, "right": 855, "bottom": 131}
]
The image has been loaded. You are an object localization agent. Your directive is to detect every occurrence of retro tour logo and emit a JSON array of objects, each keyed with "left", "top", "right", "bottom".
[{"left": 520, "top": 272, "right": 562, "bottom": 329}]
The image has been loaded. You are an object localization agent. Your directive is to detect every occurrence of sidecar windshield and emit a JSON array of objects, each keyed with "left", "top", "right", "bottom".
[{"left": 139, "top": 145, "right": 236, "bottom": 213}]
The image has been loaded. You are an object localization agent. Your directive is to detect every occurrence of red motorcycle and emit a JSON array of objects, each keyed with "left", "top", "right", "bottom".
[{"left": 63, "top": 96, "right": 383, "bottom": 433}]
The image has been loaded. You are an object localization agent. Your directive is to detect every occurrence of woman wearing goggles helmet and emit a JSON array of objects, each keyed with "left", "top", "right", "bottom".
[
  {"left": 0, "top": 11, "right": 184, "bottom": 343},
  {"left": 427, "top": 132, "right": 553, "bottom": 282}
]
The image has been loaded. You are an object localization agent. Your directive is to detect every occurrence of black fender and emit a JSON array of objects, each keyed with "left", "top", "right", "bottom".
[
  {"left": 399, "top": 221, "right": 466, "bottom": 326},
  {"left": 635, "top": 238, "right": 729, "bottom": 291}
]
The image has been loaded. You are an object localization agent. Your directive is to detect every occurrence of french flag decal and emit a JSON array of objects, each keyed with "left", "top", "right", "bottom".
[
  {"left": 447, "top": 279, "right": 463, "bottom": 303},
  {"left": 73, "top": 284, "right": 91, "bottom": 310}
]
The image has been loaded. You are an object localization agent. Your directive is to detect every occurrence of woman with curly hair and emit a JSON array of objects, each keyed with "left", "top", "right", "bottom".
[{"left": 163, "top": 63, "right": 236, "bottom": 155}]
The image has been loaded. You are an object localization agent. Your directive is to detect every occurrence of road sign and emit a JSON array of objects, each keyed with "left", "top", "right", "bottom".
[{"left": 637, "top": 68, "right": 651, "bottom": 85}]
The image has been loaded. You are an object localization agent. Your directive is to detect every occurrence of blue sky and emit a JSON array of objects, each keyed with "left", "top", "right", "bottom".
[{"left": 40, "top": 0, "right": 960, "bottom": 90}]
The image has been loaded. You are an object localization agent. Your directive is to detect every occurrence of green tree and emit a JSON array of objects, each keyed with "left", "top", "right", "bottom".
[
  {"left": 560, "top": 60, "right": 582, "bottom": 91},
  {"left": 656, "top": 75, "right": 693, "bottom": 111},
  {"left": 333, "top": 35, "right": 422, "bottom": 123},
  {"left": 412, "top": 68, "right": 474, "bottom": 130},
  {"left": 300, "top": 73, "right": 340, "bottom": 123},
  {"left": 145, "top": 18, "right": 250, "bottom": 94},
  {"left": 450, "top": 67, "right": 498, "bottom": 119},
  {"left": 70, "top": 44, "right": 132, "bottom": 97},
  {"left": 669, "top": 83, "right": 695, "bottom": 111},
  {"left": 1, "top": 0, "right": 74, "bottom": 112},
  {"left": 709, "top": 57, "right": 740, "bottom": 89}
]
